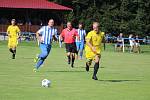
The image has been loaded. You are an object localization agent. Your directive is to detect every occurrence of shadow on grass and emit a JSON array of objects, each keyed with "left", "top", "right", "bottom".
[
  {"left": 79, "top": 67, "right": 105, "bottom": 68},
  {"left": 99, "top": 80, "right": 140, "bottom": 82},
  {"left": 141, "top": 51, "right": 150, "bottom": 54},
  {"left": 21, "top": 57, "right": 34, "bottom": 59},
  {"left": 46, "top": 70, "right": 86, "bottom": 73}
]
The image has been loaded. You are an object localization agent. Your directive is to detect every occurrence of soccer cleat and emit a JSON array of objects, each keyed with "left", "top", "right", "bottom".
[
  {"left": 92, "top": 75, "right": 98, "bottom": 80},
  {"left": 34, "top": 56, "right": 39, "bottom": 63},
  {"left": 68, "top": 61, "right": 70, "bottom": 64},
  {"left": 33, "top": 68, "right": 37, "bottom": 72},
  {"left": 71, "top": 63, "right": 74, "bottom": 68},
  {"left": 86, "top": 63, "right": 89, "bottom": 72}
]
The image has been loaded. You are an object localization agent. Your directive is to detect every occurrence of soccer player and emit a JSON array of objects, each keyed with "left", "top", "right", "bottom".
[
  {"left": 85, "top": 22, "right": 105, "bottom": 80},
  {"left": 33, "top": 19, "right": 57, "bottom": 72},
  {"left": 115, "top": 33, "right": 124, "bottom": 52},
  {"left": 7, "top": 19, "right": 21, "bottom": 59},
  {"left": 60, "top": 21, "right": 79, "bottom": 67},
  {"left": 76, "top": 23, "right": 86, "bottom": 59}
]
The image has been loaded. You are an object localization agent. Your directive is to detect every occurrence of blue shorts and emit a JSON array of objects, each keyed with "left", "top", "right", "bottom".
[
  {"left": 76, "top": 41, "right": 84, "bottom": 51},
  {"left": 116, "top": 43, "right": 123, "bottom": 47}
]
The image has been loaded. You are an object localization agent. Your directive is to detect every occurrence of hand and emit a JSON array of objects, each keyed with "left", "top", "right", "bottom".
[
  {"left": 92, "top": 47, "right": 97, "bottom": 54},
  {"left": 38, "top": 37, "right": 43, "bottom": 43}
]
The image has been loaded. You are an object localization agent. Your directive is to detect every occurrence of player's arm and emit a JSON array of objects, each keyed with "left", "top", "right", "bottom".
[
  {"left": 60, "top": 30, "right": 64, "bottom": 41},
  {"left": 75, "top": 30, "right": 79, "bottom": 41},
  {"left": 7, "top": 26, "right": 10, "bottom": 37},
  {"left": 36, "top": 27, "right": 44, "bottom": 43},
  {"left": 17, "top": 26, "right": 21, "bottom": 38},
  {"left": 36, "top": 31, "right": 42, "bottom": 43},
  {"left": 52, "top": 29, "right": 58, "bottom": 41}
]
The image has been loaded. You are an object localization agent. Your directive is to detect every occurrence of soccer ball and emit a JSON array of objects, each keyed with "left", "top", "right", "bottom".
[{"left": 42, "top": 79, "right": 51, "bottom": 87}]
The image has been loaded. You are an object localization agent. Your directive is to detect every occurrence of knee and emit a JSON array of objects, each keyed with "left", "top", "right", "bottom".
[{"left": 41, "top": 52, "right": 48, "bottom": 59}]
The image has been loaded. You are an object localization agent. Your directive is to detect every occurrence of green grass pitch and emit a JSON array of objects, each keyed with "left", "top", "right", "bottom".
[{"left": 0, "top": 41, "right": 150, "bottom": 100}]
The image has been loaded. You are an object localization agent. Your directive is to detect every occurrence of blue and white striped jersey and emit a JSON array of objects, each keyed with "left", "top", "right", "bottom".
[
  {"left": 76, "top": 29, "right": 86, "bottom": 42},
  {"left": 38, "top": 26, "right": 57, "bottom": 45}
]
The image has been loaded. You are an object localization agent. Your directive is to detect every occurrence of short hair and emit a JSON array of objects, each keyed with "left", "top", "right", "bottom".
[
  {"left": 93, "top": 22, "right": 99, "bottom": 26},
  {"left": 49, "top": 19, "right": 54, "bottom": 22},
  {"left": 11, "top": 19, "right": 16, "bottom": 21},
  {"left": 67, "top": 21, "right": 72, "bottom": 24}
]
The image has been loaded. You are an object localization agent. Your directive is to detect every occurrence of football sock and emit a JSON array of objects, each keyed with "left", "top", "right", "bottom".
[
  {"left": 93, "top": 62, "right": 99, "bottom": 76},
  {"left": 67, "top": 55, "right": 71, "bottom": 64},
  {"left": 71, "top": 55, "right": 75, "bottom": 65},
  {"left": 9, "top": 48, "right": 13, "bottom": 54},
  {"left": 80, "top": 51, "right": 83, "bottom": 58}
]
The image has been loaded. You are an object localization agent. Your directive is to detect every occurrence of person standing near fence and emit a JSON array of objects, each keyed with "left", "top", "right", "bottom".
[
  {"left": 129, "top": 34, "right": 135, "bottom": 53},
  {"left": 135, "top": 35, "right": 141, "bottom": 53},
  {"left": 115, "top": 33, "right": 124, "bottom": 52},
  {"left": 85, "top": 22, "right": 105, "bottom": 80},
  {"left": 7, "top": 19, "right": 21, "bottom": 59},
  {"left": 33, "top": 19, "right": 57, "bottom": 72}
]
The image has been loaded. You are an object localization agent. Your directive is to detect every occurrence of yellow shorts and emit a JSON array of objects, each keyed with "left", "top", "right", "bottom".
[
  {"left": 85, "top": 47, "right": 101, "bottom": 60},
  {"left": 8, "top": 38, "right": 18, "bottom": 48}
]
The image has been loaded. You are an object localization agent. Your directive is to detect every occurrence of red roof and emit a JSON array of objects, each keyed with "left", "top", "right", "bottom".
[{"left": 0, "top": 0, "right": 72, "bottom": 10}]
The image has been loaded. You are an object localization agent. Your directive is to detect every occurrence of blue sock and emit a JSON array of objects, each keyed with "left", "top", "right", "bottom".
[
  {"left": 36, "top": 59, "right": 44, "bottom": 69},
  {"left": 80, "top": 51, "right": 83, "bottom": 58}
]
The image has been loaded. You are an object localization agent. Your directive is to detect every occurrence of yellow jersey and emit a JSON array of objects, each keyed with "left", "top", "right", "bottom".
[
  {"left": 7, "top": 25, "right": 20, "bottom": 38},
  {"left": 85, "top": 30, "right": 105, "bottom": 59}
]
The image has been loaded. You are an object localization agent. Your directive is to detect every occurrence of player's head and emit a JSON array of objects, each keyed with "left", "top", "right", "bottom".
[
  {"left": 136, "top": 35, "right": 139, "bottom": 38},
  {"left": 78, "top": 23, "right": 84, "bottom": 29},
  {"left": 11, "top": 19, "right": 16, "bottom": 25},
  {"left": 48, "top": 19, "right": 54, "bottom": 27},
  {"left": 93, "top": 22, "right": 100, "bottom": 32},
  {"left": 120, "top": 33, "right": 123, "bottom": 37},
  {"left": 129, "top": 34, "right": 133, "bottom": 37},
  {"left": 67, "top": 21, "right": 72, "bottom": 30}
]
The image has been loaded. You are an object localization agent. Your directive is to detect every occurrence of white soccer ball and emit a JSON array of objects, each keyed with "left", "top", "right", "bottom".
[{"left": 42, "top": 79, "right": 51, "bottom": 87}]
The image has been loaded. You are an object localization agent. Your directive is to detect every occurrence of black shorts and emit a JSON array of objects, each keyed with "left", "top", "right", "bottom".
[{"left": 65, "top": 43, "right": 77, "bottom": 53}]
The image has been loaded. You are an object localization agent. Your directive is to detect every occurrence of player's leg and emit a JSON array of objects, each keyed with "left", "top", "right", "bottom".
[
  {"left": 12, "top": 47, "right": 16, "bottom": 59},
  {"left": 85, "top": 51, "right": 93, "bottom": 71},
  {"left": 35, "top": 44, "right": 51, "bottom": 70},
  {"left": 65, "top": 43, "right": 71, "bottom": 64},
  {"left": 79, "top": 41, "right": 84, "bottom": 59},
  {"left": 92, "top": 55, "right": 101, "bottom": 80},
  {"left": 75, "top": 42, "right": 80, "bottom": 59},
  {"left": 86, "top": 59, "right": 92, "bottom": 72},
  {"left": 8, "top": 39, "right": 16, "bottom": 59},
  {"left": 138, "top": 44, "right": 141, "bottom": 53},
  {"left": 70, "top": 43, "right": 77, "bottom": 67},
  {"left": 71, "top": 52, "right": 75, "bottom": 67}
]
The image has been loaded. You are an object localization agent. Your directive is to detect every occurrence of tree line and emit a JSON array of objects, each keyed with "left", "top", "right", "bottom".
[{"left": 50, "top": 0, "right": 150, "bottom": 36}]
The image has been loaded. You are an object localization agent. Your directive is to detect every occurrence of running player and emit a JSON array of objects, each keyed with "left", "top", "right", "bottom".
[
  {"left": 85, "top": 22, "right": 105, "bottom": 80},
  {"left": 33, "top": 19, "right": 57, "bottom": 72},
  {"left": 60, "top": 21, "right": 79, "bottom": 67},
  {"left": 76, "top": 23, "right": 86, "bottom": 59},
  {"left": 7, "top": 19, "right": 21, "bottom": 59}
]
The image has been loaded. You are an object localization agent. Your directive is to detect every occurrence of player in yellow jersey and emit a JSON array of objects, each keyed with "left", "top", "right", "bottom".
[
  {"left": 7, "top": 19, "right": 20, "bottom": 59},
  {"left": 85, "top": 22, "right": 105, "bottom": 80}
]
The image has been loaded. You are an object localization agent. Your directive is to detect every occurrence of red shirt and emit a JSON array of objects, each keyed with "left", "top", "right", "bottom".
[{"left": 61, "top": 28, "right": 78, "bottom": 43}]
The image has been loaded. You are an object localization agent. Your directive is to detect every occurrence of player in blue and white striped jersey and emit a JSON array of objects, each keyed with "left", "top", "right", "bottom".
[
  {"left": 33, "top": 19, "right": 57, "bottom": 72},
  {"left": 76, "top": 23, "right": 86, "bottom": 59}
]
